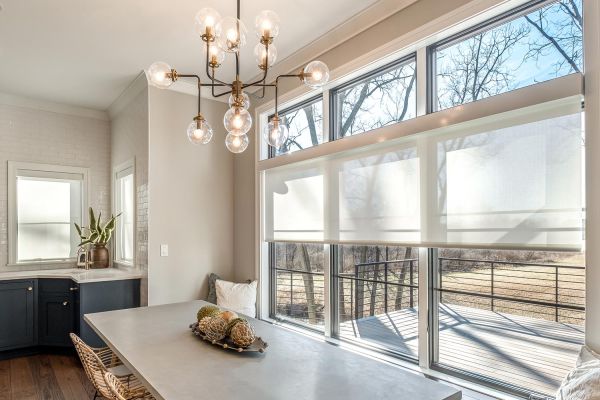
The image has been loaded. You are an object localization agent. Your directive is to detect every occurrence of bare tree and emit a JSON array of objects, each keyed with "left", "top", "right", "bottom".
[{"left": 524, "top": 0, "right": 582, "bottom": 74}]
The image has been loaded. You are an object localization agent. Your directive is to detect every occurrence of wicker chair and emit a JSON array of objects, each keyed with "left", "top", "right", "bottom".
[
  {"left": 104, "top": 371, "right": 156, "bottom": 400},
  {"left": 70, "top": 333, "right": 137, "bottom": 399}
]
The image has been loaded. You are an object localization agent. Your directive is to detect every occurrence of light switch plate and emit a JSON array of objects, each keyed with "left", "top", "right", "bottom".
[{"left": 160, "top": 244, "right": 169, "bottom": 257}]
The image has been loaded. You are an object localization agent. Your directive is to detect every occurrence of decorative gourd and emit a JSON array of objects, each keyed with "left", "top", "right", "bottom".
[
  {"left": 229, "top": 320, "right": 256, "bottom": 348},
  {"left": 226, "top": 317, "right": 247, "bottom": 336},
  {"left": 197, "top": 305, "right": 220, "bottom": 322},
  {"left": 204, "top": 316, "right": 228, "bottom": 342},
  {"left": 218, "top": 310, "right": 238, "bottom": 323},
  {"left": 198, "top": 316, "right": 213, "bottom": 334}
]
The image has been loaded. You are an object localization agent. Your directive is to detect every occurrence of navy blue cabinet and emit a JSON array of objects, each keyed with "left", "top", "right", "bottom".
[
  {"left": 0, "top": 277, "right": 140, "bottom": 354},
  {"left": 79, "top": 279, "right": 140, "bottom": 347},
  {"left": 38, "top": 279, "right": 76, "bottom": 347},
  {"left": 0, "top": 280, "right": 36, "bottom": 351}
]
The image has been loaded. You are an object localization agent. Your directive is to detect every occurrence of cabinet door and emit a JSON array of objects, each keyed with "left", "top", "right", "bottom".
[
  {"left": 0, "top": 280, "right": 36, "bottom": 350},
  {"left": 39, "top": 293, "right": 74, "bottom": 347},
  {"left": 79, "top": 279, "right": 140, "bottom": 347}
]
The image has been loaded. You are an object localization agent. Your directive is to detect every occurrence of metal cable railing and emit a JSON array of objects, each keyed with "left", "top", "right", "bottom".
[
  {"left": 437, "top": 257, "right": 585, "bottom": 324},
  {"left": 338, "top": 259, "right": 418, "bottom": 320}
]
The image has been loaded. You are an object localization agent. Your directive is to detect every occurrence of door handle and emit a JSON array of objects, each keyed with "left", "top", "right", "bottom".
[
  {"left": 62, "top": 301, "right": 69, "bottom": 306},
  {"left": 27, "top": 287, "right": 33, "bottom": 291}
]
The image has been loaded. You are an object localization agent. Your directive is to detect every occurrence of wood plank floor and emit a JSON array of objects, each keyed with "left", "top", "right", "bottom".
[
  {"left": 0, "top": 354, "right": 95, "bottom": 400},
  {"left": 339, "top": 304, "right": 584, "bottom": 396}
]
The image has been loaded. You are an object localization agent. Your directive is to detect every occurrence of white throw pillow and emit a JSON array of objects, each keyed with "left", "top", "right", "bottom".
[
  {"left": 215, "top": 279, "right": 257, "bottom": 318},
  {"left": 556, "top": 346, "right": 600, "bottom": 400}
]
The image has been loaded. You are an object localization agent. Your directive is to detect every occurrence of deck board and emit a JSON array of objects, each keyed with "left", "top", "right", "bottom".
[{"left": 339, "top": 304, "right": 584, "bottom": 396}]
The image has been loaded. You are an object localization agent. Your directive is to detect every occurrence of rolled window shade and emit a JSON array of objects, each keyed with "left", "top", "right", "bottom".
[{"left": 263, "top": 98, "right": 583, "bottom": 250}]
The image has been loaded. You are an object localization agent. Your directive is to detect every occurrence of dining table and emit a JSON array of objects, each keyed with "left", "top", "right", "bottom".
[{"left": 84, "top": 300, "right": 462, "bottom": 400}]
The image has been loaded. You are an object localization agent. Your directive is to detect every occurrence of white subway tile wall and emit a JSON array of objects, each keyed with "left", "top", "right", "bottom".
[{"left": 0, "top": 103, "right": 111, "bottom": 268}]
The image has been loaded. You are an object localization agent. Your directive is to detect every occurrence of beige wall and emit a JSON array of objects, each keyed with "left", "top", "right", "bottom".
[
  {"left": 110, "top": 82, "right": 150, "bottom": 305},
  {"left": 147, "top": 87, "right": 234, "bottom": 305},
  {"left": 234, "top": 0, "right": 474, "bottom": 281}
]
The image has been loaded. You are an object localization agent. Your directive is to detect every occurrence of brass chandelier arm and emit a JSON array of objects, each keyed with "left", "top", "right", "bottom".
[
  {"left": 242, "top": 42, "right": 270, "bottom": 89},
  {"left": 204, "top": 41, "right": 231, "bottom": 87},
  {"left": 176, "top": 73, "right": 229, "bottom": 87}
]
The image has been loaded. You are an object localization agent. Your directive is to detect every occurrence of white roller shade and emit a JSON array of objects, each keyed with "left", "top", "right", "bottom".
[{"left": 263, "top": 98, "right": 584, "bottom": 250}]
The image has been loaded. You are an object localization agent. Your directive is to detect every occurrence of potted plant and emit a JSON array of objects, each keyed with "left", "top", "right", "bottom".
[{"left": 74, "top": 208, "right": 121, "bottom": 269}]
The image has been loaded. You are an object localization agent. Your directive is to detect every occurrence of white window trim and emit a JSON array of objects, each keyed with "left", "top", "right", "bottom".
[
  {"left": 112, "top": 159, "right": 136, "bottom": 267},
  {"left": 7, "top": 161, "right": 89, "bottom": 267}
]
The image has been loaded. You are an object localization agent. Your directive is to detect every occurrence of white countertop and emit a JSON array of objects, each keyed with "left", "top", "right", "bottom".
[
  {"left": 0, "top": 267, "right": 142, "bottom": 283},
  {"left": 85, "top": 300, "right": 462, "bottom": 400}
]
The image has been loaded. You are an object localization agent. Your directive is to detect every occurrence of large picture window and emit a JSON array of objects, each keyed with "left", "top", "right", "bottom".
[{"left": 261, "top": 0, "right": 586, "bottom": 397}]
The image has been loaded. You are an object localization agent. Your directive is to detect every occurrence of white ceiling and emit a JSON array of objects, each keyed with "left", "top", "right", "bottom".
[{"left": 0, "top": 0, "right": 380, "bottom": 110}]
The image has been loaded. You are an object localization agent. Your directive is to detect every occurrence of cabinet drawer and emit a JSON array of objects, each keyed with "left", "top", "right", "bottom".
[{"left": 39, "top": 279, "right": 76, "bottom": 294}]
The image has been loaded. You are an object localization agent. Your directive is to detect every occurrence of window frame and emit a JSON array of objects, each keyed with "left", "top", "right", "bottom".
[
  {"left": 426, "top": 0, "right": 574, "bottom": 113},
  {"left": 268, "top": 94, "right": 326, "bottom": 159},
  {"left": 7, "top": 161, "right": 89, "bottom": 266},
  {"left": 112, "top": 159, "right": 136, "bottom": 266},
  {"left": 330, "top": 53, "right": 417, "bottom": 139}
]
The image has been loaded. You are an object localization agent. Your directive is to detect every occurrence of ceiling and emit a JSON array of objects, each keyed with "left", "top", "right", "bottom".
[{"left": 0, "top": 0, "right": 380, "bottom": 110}]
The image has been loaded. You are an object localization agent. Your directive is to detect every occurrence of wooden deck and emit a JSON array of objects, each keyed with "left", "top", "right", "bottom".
[{"left": 339, "top": 304, "right": 584, "bottom": 395}]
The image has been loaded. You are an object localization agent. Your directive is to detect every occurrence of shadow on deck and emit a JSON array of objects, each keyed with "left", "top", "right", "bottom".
[{"left": 339, "top": 304, "right": 584, "bottom": 395}]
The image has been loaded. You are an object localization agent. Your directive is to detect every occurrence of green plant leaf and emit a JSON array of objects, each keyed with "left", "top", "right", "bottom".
[
  {"left": 78, "top": 239, "right": 92, "bottom": 247},
  {"left": 74, "top": 223, "right": 82, "bottom": 237},
  {"left": 89, "top": 232, "right": 99, "bottom": 243},
  {"left": 89, "top": 208, "right": 96, "bottom": 232},
  {"left": 96, "top": 211, "right": 102, "bottom": 232}
]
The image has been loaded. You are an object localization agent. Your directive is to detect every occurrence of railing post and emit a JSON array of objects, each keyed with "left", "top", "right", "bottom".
[
  {"left": 354, "top": 265, "right": 358, "bottom": 320},
  {"left": 290, "top": 271, "right": 293, "bottom": 317},
  {"left": 384, "top": 261, "right": 388, "bottom": 313},
  {"left": 410, "top": 260, "right": 414, "bottom": 308},
  {"left": 491, "top": 262, "right": 494, "bottom": 312},
  {"left": 555, "top": 266, "right": 559, "bottom": 322},
  {"left": 439, "top": 258, "right": 443, "bottom": 305}
]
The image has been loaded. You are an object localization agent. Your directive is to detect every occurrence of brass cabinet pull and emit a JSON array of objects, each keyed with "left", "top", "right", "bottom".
[
  {"left": 27, "top": 287, "right": 33, "bottom": 291},
  {"left": 62, "top": 301, "right": 69, "bottom": 306},
  {"left": 69, "top": 287, "right": 79, "bottom": 291}
]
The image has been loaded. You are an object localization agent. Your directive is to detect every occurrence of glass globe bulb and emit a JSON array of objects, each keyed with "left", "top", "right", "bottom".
[
  {"left": 187, "top": 117, "right": 213, "bottom": 145},
  {"left": 254, "top": 43, "right": 277, "bottom": 69},
  {"left": 147, "top": 61, "right": 174, "bottom": 89},
  {"left": 255, "top": 10, "right": 280, "bottom": 40},
  {"left": 205, "top": 43, "right": 225, "bottom": 66},
  {"left": 223, "top": 106, "right": 252, "bottom": 135},
  {"left": 225, "top": 133, "right": 249, "bottom": 154},
  {"left": 302, "top": 60, "right": 330, "bottom": 89},
  {"left": 228, "top": 92, "right": 250, "bottom": 109},
  {"left": 264, "top": 117, "right": 289, "bottom": 148},
  {"left": 194, "top": 8, "right": 222, "bottom": 40},
  {"left": 216, "top": 17, "right": 247, "bottom": 53}
]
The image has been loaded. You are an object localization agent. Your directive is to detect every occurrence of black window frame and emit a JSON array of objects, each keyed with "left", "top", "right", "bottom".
[
  {"left": 330, "top": 52, "right": 417, "bottom": 140},
  {"left": 426, "top": 0, "right": 569, "bottom": 113}
]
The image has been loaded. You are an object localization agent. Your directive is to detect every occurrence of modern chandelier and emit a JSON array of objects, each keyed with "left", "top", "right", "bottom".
[{"left": 146, "top": 0, "right": 330, "bottom": 154}]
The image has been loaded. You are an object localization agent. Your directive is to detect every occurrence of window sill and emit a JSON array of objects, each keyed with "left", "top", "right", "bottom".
[
  {"left": 113, "top": 260, "right": 134, "bottom": 268},
  {"left": 5, "top": 260, "right": 78, "bottom": 271}
]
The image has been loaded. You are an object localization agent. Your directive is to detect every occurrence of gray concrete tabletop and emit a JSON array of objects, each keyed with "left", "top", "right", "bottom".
[{"left": 85, "top": 300, "right": 462, "bottom": 400}]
